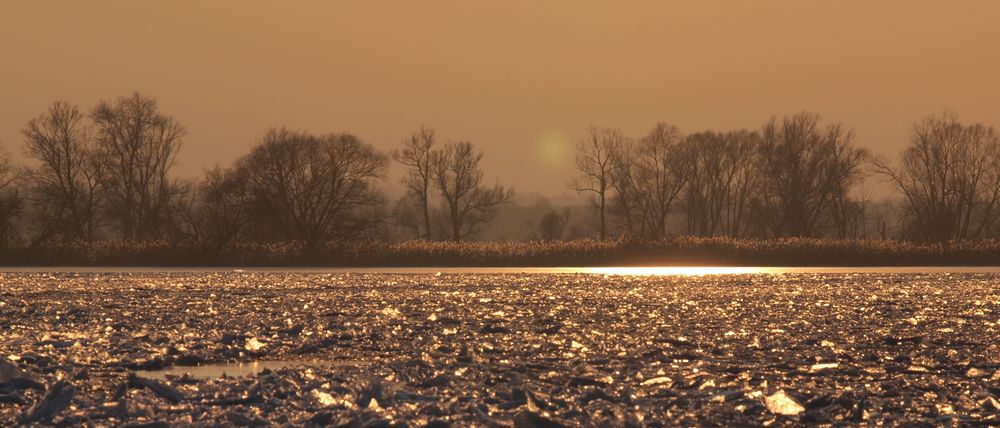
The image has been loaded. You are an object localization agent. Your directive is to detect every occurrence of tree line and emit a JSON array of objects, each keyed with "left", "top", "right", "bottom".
[
  {"left": 0, "top": 92, "right": 998, "bottom": 249},
  {"left": 572, "top": 112, "right": 1000, "bottom": 242},
  {"left": 0, "top": 93, "right": 513, "bottom": 249}
]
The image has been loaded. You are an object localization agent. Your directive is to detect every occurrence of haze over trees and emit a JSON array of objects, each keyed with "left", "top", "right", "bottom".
[
  {"left": 392, "top": 126, "right": 436, "bottom": 240},
  {"left": 0, "top": 148, "right": 21, "bottom": 248},
  {"left": 571, "top": 127, "right": 624, "bottom": 240},
  {"left": 4, "top": 93, "right": 1000, "bottom": 248},
  {"left": 683, "top": 130, "right": 758, "bottom": 238},
  {"left": 393, "top": 130, "right": 514, "bottom": 241},
  {"left": 752, "top": 113, "right": 869, "bottom": 238},
  {"left": 572, "top": 112, "right": 871, "bottom": 241},
  {"left": 534, "top": 208, "right": 571, "bottom": 241},
  {"left": 16, "top": 93, "right": 185, "bottom": 244},
  {"left": 617, "top": 123, "right": 691, "bottom": 239},
  {"left": 174, "top": 166, "right": 253, "bottom": 248},
  {"left": 91, "top": 93, "right": 185, "bottom": 240},
  {"left": 22, "top": 101, "right": 104, "bottom": 243},
  {"left": 433, "top": 142, "right": 514, "bottom": 241},
  {"left": 234, "top": 128, "right": 388, "bottom": 246},
  {"left": 874, "top": 113, "right": 1000, "bottom": 241}
]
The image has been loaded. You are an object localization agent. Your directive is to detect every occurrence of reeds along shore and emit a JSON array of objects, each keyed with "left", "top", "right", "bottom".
[{"left": 4, "top": 237, "right": 1000, "bottom": 267}]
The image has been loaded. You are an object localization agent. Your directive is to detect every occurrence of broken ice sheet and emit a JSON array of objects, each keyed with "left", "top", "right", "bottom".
[{"left": 2, "top": 271, "right": 999, "bottom": 426}]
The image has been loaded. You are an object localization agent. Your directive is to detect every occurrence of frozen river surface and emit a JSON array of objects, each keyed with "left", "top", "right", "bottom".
[{"left": 1, "top": 270, "right": 999, "bottom": 425}]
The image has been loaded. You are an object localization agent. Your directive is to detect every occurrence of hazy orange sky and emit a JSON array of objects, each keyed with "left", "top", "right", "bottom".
[{"left": 2, "top": 1, "right": 998, "bottom": 196}]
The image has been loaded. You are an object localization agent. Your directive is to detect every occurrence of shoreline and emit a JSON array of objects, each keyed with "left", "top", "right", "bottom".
[{"left": 4, "top": 237, "right": 1000, "bottom": 267}]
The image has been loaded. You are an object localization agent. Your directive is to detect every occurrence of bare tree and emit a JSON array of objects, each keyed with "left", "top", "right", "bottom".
[
  {"left": 91, "top": 92, "right": 185, "bottom": 240},
  {"left": 236, "top": 128, "right": 388, "bottom": 245},
  {"left": 605, "top": 124, "right": 691, "bottom": 239},
  {"left": 0, "top": 147, "right": 23, "bottom": 248},
  {"left": 571, "top": 126, "right": 625, "bottom": 239},
  {"left": 391, "top": 193, "right": 425, "bottom": 240},
  {"left": 752, "top": 112, "right": 868, "bottom": 238},
  {"left": 629, "top": 123, "right": 691, "bottom": 238},
  {"left": 684, "top": 130, "right": 759, "bottom": 238},
  {"left": 607, "top": 139, "right": 640, "bottom": 235},
  {"left": 535, "top": 208, "right": 570, "bottom": 241},
  {"left": 866, "top": 198, "right": 900, "bottom": 240},
  {"left": 828, "top": 183, "right": 871, "bottom": 239},
  {"left": 873, "top": 113, "right": 1000, "bottom": 241},
  {"left": 432, "top": 141, "right": 513, "bottom": 241},
  {"left": 22, "top": 101, "right": 105, "bottom": 243},
  {"left": 174, "top": 166, "right": 254, "bottom": 247},
  {"left": 392, "top": 126, "right": 436, "bottom": 240}
]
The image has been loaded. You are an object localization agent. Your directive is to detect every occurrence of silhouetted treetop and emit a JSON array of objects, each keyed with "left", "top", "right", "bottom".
[
  {"left": 91, "top": 92, "right": 185, "bottom": 240},
  {"left": 234, "top": 128, "right": 388, "bottom": 245}
]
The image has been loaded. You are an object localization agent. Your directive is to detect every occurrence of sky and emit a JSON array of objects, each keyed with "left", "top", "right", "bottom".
[{"left": 1, "top": 1, "right": 998, "bottom": 196}]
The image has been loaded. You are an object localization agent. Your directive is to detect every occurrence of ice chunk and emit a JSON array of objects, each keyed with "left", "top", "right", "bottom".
[
  {"left": 245, "top": 337, "right": 266, "bottom": 351},
  {"left": 765, "top": 390, "right": 805, "bottom": 416}
]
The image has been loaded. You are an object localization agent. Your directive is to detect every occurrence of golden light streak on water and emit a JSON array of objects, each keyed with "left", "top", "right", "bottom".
[{"left": 580, "top": 266, "right": 778, "bottom": 276}]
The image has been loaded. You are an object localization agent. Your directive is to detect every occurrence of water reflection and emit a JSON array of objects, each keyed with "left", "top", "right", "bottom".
[
  {"left": 135, "top": 359, "right": 351, "bottom": 380},
  {"left": 581, "top": 266, "right": 1000, "bottom": 275},
  {"left": 581, "top": 266, "right": 771, "bottom": 276}
]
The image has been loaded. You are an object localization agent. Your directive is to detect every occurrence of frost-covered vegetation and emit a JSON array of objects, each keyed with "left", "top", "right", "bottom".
[{"left": 5, "top": 237, "right": 1000, "bottom": 266}]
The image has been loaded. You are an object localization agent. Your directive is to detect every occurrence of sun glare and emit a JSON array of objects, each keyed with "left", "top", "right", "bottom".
[{"left": 581, "top": 266, "right": 773, "bottom": 276}]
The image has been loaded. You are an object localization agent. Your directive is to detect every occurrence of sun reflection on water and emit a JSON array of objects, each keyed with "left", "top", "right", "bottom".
[{"left": 581, "top": 266, "right": 777, "bottom": 276}]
